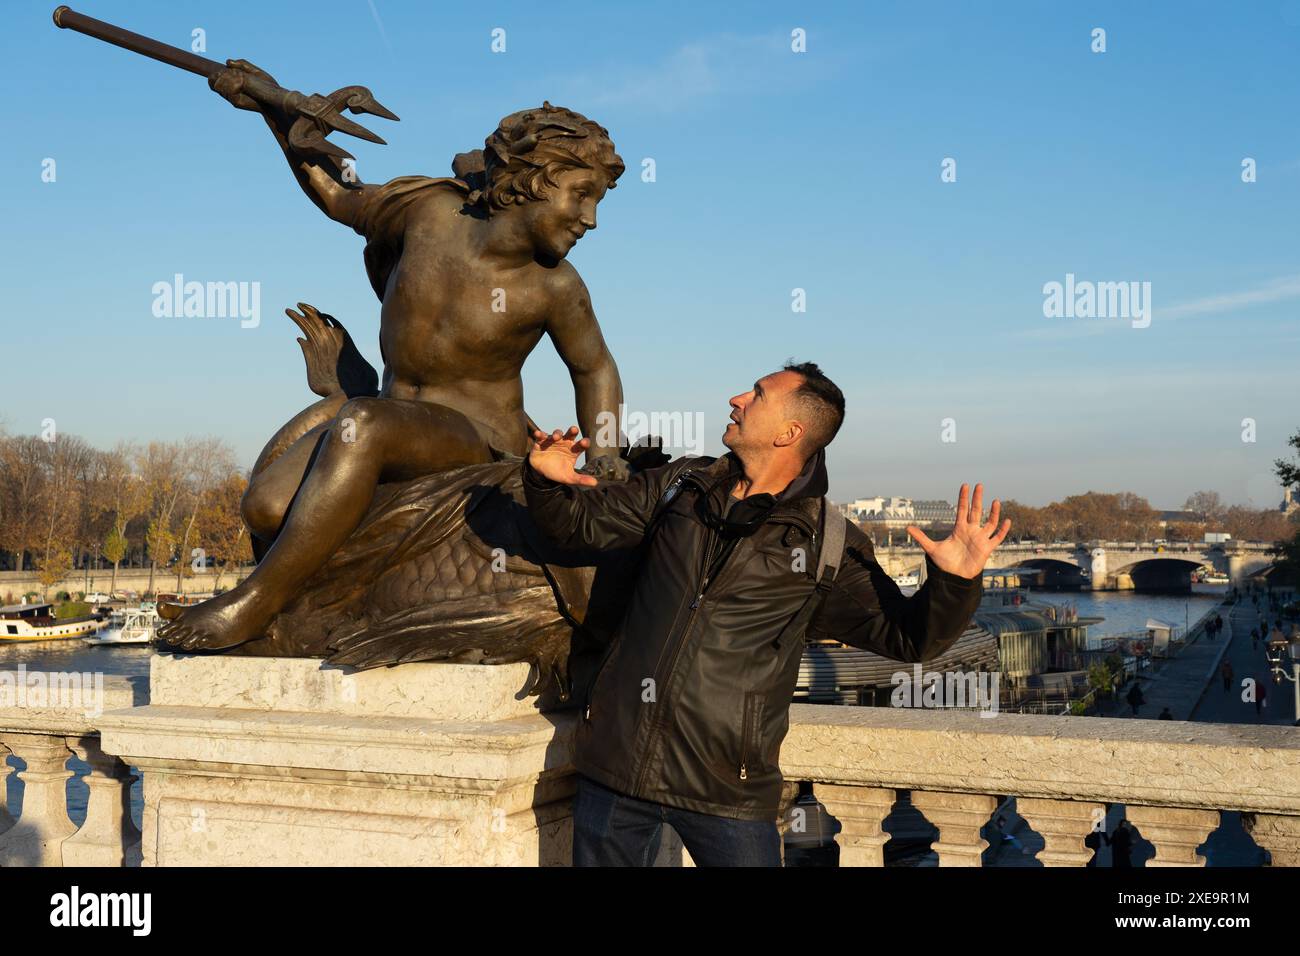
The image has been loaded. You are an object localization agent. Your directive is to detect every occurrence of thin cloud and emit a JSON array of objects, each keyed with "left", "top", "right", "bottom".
[
  {"left": 367, "top": 0, "right": 394, "bottom": 58},
  {"left": 1014, "top": 274, "right": 1300, "bottom": 338},
  {"left": 1161, "top": 274, "right": 1300, "bottom": 320}
]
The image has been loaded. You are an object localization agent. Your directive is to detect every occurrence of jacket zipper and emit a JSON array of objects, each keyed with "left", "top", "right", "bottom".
[
  {"left": 690, "top": 523, "right": 722, "bottom": 610},
  {"left": 631, "top": 496, "right": 724, "bottom": 796},
  {"left": 739, "top": 692, "right": 764, "bottom": 781}
]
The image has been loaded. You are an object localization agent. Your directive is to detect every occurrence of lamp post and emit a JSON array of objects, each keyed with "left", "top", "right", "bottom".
[{"left": 1265, "top": 635, "right": 1300, "bottom": 727}]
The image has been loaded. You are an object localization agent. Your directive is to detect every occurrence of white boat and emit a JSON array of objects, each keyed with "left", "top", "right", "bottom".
[
  {"left": 0, "top": 602, "right": 108, "bottom": 642},
  {"left": 1202, "top": 572, "right": 1229, "bottom": 585},
  {"left": 83, "top": 606, "right": 159, "bottom": 646},
  {"left": 892, "top": 572, "right": 920, "bottom": 588}
]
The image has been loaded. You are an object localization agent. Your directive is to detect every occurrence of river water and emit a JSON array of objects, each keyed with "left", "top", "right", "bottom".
[{"left": 1041, "top": 584, "right": 1230, "bottom": 643}]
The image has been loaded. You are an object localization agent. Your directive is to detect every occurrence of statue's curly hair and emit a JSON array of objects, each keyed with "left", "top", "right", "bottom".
[{"left": 451, "top": 102, "right": 624, "bottom": 213}]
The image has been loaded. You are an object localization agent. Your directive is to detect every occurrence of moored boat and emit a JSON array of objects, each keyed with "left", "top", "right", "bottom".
[
  {"left": 0, "top": 602, "right": 108, "bottom": 642},
  {"left": 83, "top": 606, "right": 159, "bottom": 646}
]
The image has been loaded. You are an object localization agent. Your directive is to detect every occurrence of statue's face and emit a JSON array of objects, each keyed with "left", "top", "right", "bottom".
[{"left": 526, "top": 168, "right": 609, "bottom": 260}]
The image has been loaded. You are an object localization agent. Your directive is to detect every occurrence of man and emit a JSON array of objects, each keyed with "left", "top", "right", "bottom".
[
  {"left": 523, "top": 362, "right": 1010, "bottom": 866},
  {"left": 158, "top": 72, "right": 629, "bottom": 650}
]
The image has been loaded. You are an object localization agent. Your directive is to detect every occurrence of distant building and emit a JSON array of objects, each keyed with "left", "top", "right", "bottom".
[
  {"left": 1283, "top": 486, "right": 1300, "bottom": 516},
  {"left": 1157, "top": 509, "right": 1200, "bottom": 528},
  {"left": 913, "top": 499, "right": 957, "bottom": 526},
  {"left": 837, "top": 496, "right": 956, "bottom": 530},
  {"left": 843, "top": 496, "right": 915, "bottom": 529}
]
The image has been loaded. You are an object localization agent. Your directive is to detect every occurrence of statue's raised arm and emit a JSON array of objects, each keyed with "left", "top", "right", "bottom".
[
  {"left": 53, "top": 5, "right": 398, "bottom": 229},
  {"left": 207, "top": 58, "right": 396, "bottom": 228}
]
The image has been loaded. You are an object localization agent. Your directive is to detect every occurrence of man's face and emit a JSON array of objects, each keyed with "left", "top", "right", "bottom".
[
  {"left": 722, "top": 370, "right": 804, "bottom": 454},
  {"left": 527, "top": 167, "right": 608, "bottom": 260}
]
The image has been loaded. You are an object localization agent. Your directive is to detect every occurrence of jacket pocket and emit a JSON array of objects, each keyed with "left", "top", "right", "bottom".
[
  {"left": 583, "top": 638, "right": 620, "bottom": 723},
  {"left": 739, "top": 692, "right": 765, "bottom": 781}
]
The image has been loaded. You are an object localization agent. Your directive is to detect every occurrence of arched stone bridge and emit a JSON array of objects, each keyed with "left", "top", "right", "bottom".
[{"left": 873, "top": 540, "right": 1278, "bottom": 590}]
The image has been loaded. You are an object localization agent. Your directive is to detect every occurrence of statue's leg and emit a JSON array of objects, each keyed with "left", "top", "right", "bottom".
[
  {"left": 241, "top": 393, "right": 348, "bottom": 559},
  {"left": 157, "top": 397, "right": 491, "bottom": 650},
  {"left": 250, "top": 392, "right": 348, "bottom": 480},
  {"left": 242, "top": 421, "right": 330, "bottom": 548}
]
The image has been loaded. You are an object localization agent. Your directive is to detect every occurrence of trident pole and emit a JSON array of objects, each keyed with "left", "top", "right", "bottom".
[{"left": 53, "top": 5, "right": 225, "bottom": 79}]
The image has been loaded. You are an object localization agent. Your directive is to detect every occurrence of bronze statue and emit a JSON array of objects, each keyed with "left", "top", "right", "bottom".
[{"left": 55, "top": 7, "right": 648, "bottom": 695}]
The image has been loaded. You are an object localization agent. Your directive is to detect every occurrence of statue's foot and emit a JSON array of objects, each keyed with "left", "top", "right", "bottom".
[{"left": 155, "top": 587, "right": 272, "bottom": 651}]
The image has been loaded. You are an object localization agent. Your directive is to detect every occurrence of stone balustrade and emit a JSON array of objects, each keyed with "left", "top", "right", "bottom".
[
  {"left": 783, "top": 705, "right": 1300, "bottom": 866},
  {"left": 0, "top": 670, "right": 144, "bottom": 866},
  {"left": 1, "top": 655, "right": 1296, "bottom": 867}
]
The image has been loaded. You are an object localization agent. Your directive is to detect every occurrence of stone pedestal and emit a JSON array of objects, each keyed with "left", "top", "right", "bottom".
[{"left": 97, "top": 654, "right": 580, "bottom": 866}]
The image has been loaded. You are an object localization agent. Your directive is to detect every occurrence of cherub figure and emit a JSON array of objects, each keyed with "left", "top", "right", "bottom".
[{"left": 158, "top": 60, "right": 628, "bottom": 650}]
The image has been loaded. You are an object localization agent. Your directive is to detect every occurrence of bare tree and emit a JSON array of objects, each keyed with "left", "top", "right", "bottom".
[
  {"left": 34, "top": 434, "right": 93, "bottom": 599},
  {"left": 0, "top": 435, "right": 51, "bottom": 572},
  {"left": 1183, "top": 490, "right": 1226, "bottom": 524},
  {"left": 138, "top": 441, "right": 187, "bottom": 596},
  {"left": 174, "top": 437, "right": 238, "bottom": 592}
]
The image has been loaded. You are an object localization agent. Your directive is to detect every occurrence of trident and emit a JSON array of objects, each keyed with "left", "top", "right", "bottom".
[{"left": 52, "top": 5, "right": 398, "bottom": 161}]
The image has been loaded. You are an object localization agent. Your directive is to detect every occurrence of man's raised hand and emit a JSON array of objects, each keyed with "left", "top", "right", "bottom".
[
  {"left": 906, "top": 482, "right": 1011, "bottom": 580},
  {"left": 528, "top": 426, "right": 599, "bottom": 487}
]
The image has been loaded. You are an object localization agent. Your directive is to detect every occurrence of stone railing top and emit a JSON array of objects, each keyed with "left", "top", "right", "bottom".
[
  {"left": 146, "top": 653, "right": 559, "bottom": 722},
  {"left": 0, "top": 669, "right": 144, "bottom": 737},
  {"left": 782, "top": 704, "right": 1300, "bottom": 815}
]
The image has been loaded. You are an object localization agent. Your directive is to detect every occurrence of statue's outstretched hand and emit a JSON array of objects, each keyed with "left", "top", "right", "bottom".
[
  {"left": 209, "top": 58, "right": 280, "bottom": 113},
  {"left": 528, "top": 426, "right": 599, "bottom": 487},
  {"left": 906, "top": 482, "right": 1011, "bottom": 580},
  {"left": 579, "top": 453, "right": 631, "bottom": 482}
]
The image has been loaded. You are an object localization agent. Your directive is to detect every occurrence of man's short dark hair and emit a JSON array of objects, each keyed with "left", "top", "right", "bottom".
[{"left": 782, "top": 360, "right": 845, "bottom": 451}]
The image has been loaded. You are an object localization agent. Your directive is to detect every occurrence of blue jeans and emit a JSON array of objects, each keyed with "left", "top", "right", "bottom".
[{"left": 572, "top": 774, "right": 782, "bottom": 867}]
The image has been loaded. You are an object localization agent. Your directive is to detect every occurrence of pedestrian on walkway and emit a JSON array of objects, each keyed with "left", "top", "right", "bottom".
[
  {"left": 1255, "top": 674, "right": 1269, "bottom": 717},
  {"left": 1110, "top": 821, "right": 1134, "bottom": 867},
  {"left": 994, "top": 815, "right": 1023, "bottom": 854},
  {"left": 1085, "top": 824, "right": 1109, "bottom": 867},
  {"left": 1252, "top": 627, "right": 1259, "bottom": 651},
  {"left": 1126, "top": 681, "right": 1145, "bottom": 717},
  {"left": 1221, "top": 660, "right": 1234, "bottom": 692},
  {"left": 1158, "top": 706, "right": 1173, "bottom": 719}
]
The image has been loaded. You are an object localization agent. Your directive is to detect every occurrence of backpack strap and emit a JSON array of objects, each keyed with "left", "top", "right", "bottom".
[
  {"left": 773, "top": 498, "right": 847, "bottom": 650},
  {"left": 815, "top": 498, "right": 847, "bottom": 588},
  {"left": 645, "top": 468, "right": 696, "bottom": 542}
]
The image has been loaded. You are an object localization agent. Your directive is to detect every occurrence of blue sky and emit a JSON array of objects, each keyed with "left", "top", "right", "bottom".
[{"left": 3, "top": 0, "right": 1299, "bottom": 508}]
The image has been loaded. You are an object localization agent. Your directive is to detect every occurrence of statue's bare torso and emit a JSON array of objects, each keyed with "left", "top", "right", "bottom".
[{"left": 379, "top": 185, "right": 565, "bottom": 455}]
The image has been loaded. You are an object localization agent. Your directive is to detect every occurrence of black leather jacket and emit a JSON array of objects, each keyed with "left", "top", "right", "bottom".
[{"left": 522, "top": 448, "right": 983, "bottom": 821}]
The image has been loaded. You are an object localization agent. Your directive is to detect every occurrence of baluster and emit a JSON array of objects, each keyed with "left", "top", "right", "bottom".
[
  {"left": 1242, "top": 813, "right": 1300, "bottom": 867},
  {"left": 62, "top": 734, "right": 141, "bottom": 867},
  {"left": 911, "top": 791, "right": 998, "bottom": 866},
  {"left": 814, "top": 783, "right": 895, "bottom": 867},
  {"left": 0, "top": 733, "right": 76, "bottom": 866},
  {"left": 1016, "top": 797, "right": 1106, "bottom": 866},
  {"left": 1124, "top": 806, "right": 1218, "bottom": 866}
]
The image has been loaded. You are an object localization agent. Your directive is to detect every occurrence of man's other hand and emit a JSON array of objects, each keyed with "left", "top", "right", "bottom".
[
  {"left": 906, "top": 482, "right": 1011, "bottom": 579},
  {"left": 528, "top": 426, "right": 599, "bottom": 487}
]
